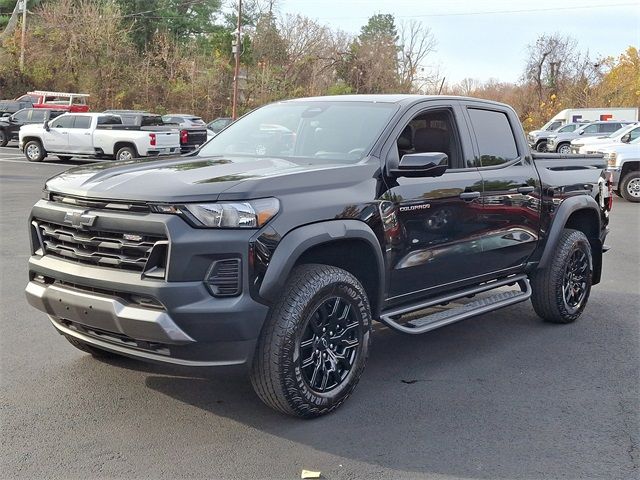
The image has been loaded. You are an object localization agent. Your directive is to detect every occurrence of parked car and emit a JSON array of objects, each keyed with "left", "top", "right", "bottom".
[
  {"left": 0, "top": 108, "right": 65, "bottom": 147},
  {"left": 600, "top": 137, "right": 640, "bottom": 202},
  {"left": 528, "top": 121, "right": 586, "bottom": 152},
  {"left": 571, "top": 123, "right": 640, "bottom": 154},
  {"left": 162, "top": 114, "right": 208, "bottom": 152},
  {"left": 0, "top": 99, "right": 34, "bottom": 116},
  {"left": 25, "top": 95, "right": 611, "bottom": 418},
  {"left": 19, "top": 112, "right": 180, "bottom": 162},
  {"left": 207, "top": 117, "right": 233, "bottom": 134},
  {"left": 546, "top": 120, "right": 633, "bottom": 154}
]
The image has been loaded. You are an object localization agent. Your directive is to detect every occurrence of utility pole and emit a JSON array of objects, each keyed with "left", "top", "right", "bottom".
[
  {"left": 231, "top": 0, "right": 242, "bottom": 120},
  {"left": 19, "top": 0, "right": 27, "bottom": 71}
]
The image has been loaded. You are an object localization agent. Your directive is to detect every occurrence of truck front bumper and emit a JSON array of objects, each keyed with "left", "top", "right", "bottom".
[{"left": 25, "top": 199, "right": 270, "bottom": 367}]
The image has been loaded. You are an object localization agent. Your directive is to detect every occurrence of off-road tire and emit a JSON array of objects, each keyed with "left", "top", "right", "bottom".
[
  {"left": 530, "top": 229, "right": 592, "bottom": 324},
  {"left": 250, "top": 264, "right": 372, "bottom": 418},
  {"left": 24, "top": 140, "right": 46, "bottom": 162},
  {"left": 620, "top": 171, "right": 640, "bottom": 203},
  {"left": 64, "top": 334, "right": 118, "bottom": 358},
  {"left": 0, "top": 129, "right": 8, "bottom": 147}
]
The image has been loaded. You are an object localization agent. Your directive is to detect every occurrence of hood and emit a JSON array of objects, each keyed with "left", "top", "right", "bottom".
[{"left": 45, "top": 155, "right": 378, "bottom": 203}]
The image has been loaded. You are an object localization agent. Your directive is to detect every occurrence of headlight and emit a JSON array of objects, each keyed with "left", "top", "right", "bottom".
[
  {"left": 152, "top": 198, "right": 280, "bottom": 228},
  {"left": 603, "top": 152, "right": 617, "bottom": 167}
]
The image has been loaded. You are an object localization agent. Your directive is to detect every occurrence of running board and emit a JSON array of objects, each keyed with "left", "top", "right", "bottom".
[{"left": 379, "top": 275, "right": 531, "bottom": 335}]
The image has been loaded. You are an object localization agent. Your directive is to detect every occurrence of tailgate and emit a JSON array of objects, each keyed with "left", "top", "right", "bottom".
[{"left": 155, "top": 131, "right": 179, "bottom": 147}]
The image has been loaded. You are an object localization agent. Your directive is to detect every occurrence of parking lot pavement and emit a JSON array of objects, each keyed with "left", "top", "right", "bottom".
[
  {"left": 1, "top": 159, "right": 638, "bottom": 480},
  {"left": 0, "top": 143, "right": 99, "bottom": 166}
]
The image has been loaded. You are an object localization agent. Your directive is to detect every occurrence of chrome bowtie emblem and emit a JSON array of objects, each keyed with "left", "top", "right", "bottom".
[{"left": 63, "top": 210, "right": 97, "bottom": 229}]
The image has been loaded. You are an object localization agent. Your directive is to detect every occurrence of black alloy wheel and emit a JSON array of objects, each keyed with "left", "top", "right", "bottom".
[
  {"left": 298, "top": 296, "right": 362, "bottom": 393},
  {"left": 562, "top": 248, "right": 589, "bottom": 311}
]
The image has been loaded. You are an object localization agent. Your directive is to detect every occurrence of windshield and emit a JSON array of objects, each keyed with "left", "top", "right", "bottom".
[
  {"left": 197, "top": 101, "right": 398, "bottom": 163},
  {"left": 557, "top": 124, "right": 577, "bottom": 133}
]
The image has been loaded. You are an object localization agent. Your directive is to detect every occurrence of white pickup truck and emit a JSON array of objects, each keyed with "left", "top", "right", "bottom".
[{"left": 19, "top": 112, "right": 180, "bottom": 162}]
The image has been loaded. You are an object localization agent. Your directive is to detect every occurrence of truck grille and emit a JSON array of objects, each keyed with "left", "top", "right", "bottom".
[{"left": 37, "top": 220, "right": 166, "bottom": 272}]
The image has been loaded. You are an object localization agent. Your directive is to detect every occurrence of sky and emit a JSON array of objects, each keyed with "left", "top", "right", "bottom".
[{"left": 278, "top": 0, "right": 640, "bottom": 85}]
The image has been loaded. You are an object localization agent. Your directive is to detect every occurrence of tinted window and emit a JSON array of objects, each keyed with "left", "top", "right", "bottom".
[
  {"left": 97, "top": 115, "right": 122, "bottom": 125},
  {"left": 546, "top": 121, "right": 562, "bottom": 131},
  {"left": 599, "top": 123, "right": 620, "bottom": 133},
  {"left": 30, "top": 110, "right": 46, "bottom": 122},
  {"left": 13, "top": 110, "right": 29, "bottom": 122},
  {"left": 72, "top": 116, "right": 91, "bottom": 129},
  {"left": 582, "top": 124, "right": 599, "bottom": 133},
  {"left": 50, "top": 116, "right": 75, "bottom": 128},
  {"left": 468, "top": 108, "right": 518, "bottom": 167},
  {"left": 628, "top": 127, "right": 640, "bottom": 141},
  {"left": 141, "top": 115, "right": 164, "bottom": 126}
]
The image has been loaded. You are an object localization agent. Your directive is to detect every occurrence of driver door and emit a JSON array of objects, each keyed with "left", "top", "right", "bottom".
[
  {"left": 380, "top": 103, "right": 486, "bottom": 304},
  {"left": 44, "top": 115, "right": 74, "bottom": 152}
]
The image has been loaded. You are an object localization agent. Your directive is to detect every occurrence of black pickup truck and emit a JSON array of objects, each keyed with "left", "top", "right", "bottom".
[{"left": 25, "top": 95, "right": 611, "bottom": 418}]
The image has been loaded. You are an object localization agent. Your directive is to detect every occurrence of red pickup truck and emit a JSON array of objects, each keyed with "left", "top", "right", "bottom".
[{"left": 15, "top": 91, "right": 90, "bottom": 113}]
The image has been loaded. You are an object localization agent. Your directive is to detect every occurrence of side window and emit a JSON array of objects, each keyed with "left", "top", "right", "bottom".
[
  {"left": 30, "top": 110, "right": 46, "bottom": 122},
  {"left": 72, "top": 116, "right": 91, "bottom": 129},
  {"left": 599, "top": 123, "right": 619, "bottom": 133},
  {"left": 582, "top": 124, "right": 599, "bottom": 134},
  {"left": 394, "top": 108, "right": 462, "bottom": 169},
  {"left": 13, "top": 110, "right": 29, "bottom": 122},
  {"left": 628, "top": 127, "right": 640, "bottom": 141},
  {"left": 50, "top": 116, "right": 75, "bottom": 128},
  {"left": 467, "top": 108, "right": 518, "bottom": 167}
]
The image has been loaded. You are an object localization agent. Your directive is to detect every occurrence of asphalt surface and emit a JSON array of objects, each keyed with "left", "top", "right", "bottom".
[{"left": 1, "top": 147, "right": 638, "bottom": 480}]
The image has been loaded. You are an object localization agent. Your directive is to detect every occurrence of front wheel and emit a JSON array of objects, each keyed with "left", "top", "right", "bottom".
[
  {"left": 24, "top": 140, "right": 46, "bottom": 162},
  {"left": 251, "top": 264, "right": 372, "bottom": 418},
  {"left": 530, "top": 229, "right": 592, "bottom": 323},
  {"left": 535, "top": 141, "right": 548, "bottom": 152},
  {"left": 557, "top": 143, "right": 572, "bottom": 155},
  {"left": 620, "top": 171, "right": 640, "bottom": 202}
]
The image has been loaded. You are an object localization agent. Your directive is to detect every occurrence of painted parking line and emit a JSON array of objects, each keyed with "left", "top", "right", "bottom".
[{"left": 0, "top": 158, "right": 75, "bottom": 166}]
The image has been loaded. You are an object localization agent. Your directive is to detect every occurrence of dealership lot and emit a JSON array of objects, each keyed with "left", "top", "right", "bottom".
[{"left": 1, "top": 156, "right": 638, "bottom": 479}]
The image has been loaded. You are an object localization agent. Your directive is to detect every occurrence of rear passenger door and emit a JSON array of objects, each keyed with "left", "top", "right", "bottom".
[{"left": 463, "top": 104, "right": 542, "bottom": 275}]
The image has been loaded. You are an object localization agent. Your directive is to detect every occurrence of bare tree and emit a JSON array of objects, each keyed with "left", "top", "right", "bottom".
[{"left": 398, "top": 20, "right": 437, "bottom": 91}]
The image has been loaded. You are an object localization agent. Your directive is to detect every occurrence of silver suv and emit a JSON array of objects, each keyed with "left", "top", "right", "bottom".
[{"left": 547, "top": 121, "right": 631, "bottom": 154}]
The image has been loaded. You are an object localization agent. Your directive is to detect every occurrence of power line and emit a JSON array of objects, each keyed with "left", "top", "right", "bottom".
[{"left": 310, "top": 3, "right": 637, "bottom": 20}]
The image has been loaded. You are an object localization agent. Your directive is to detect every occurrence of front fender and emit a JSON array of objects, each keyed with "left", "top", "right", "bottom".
[{"left": 258, "top": 219, "right": 385, "bottom": 309}]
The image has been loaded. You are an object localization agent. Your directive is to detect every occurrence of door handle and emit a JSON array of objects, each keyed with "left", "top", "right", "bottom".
[
  {"left": 84, "top": 132, "right": 91, "bottom": 135},
  {"left": 517, "top": 186, "right": 535, "bottom": 194},
  {"left": 459, "top": 191, "right": 481, "bottom": 200}
]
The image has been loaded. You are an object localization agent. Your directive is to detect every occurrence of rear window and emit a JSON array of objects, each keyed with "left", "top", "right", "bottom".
[
  {"left": 188, "top": 117, "right": 205, "bottom": 125},
  {"left": 467, "top": 108, "right": 519, "bottom": 167},
  {"left": 97, "top": 115, "right": 122, "bottom": 125},
  {"left": 599, "top": 123, "right": 621, "bottom": 133},
  {"left": 141, "top": 115, "right": 164, "bottom": 126}
]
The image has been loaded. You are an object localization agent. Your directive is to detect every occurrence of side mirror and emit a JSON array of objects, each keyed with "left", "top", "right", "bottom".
[
  {"left": 43, "top": 120, "right": 50, "bottom": 131},
  {"left": 578, "top": 130, "right": 585, "bottom": 135},
  {"left": 1, "top": 112, "right": 11, "bottom": 118},
  {"left": 621, "top": 133, "right": 631, "bottom": 143},
  {"left": 390, "top": 152, "right": 448, "bottom": 178}
]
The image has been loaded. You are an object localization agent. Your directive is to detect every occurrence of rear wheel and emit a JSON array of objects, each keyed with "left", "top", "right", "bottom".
[
  {"left": 530, "top": 229, "right": 592, "bottom": 323},
  {"left": 24, "top": 140, "right": 46, "bottom": 162},
  {"left": 64, "top": 335, "right": 118, "bottom": 359},
  {"left": 251, "top": 264, "right": 371, "bottom": 418},
  {"left": 620, "top": 171, "right": 640, "bottom": 202},
  {"left": 0, "top": 129, "right": 8, "bottom": 147},
  {"left": 115, "top": 146, "right": 136, "bottom": 161}
]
